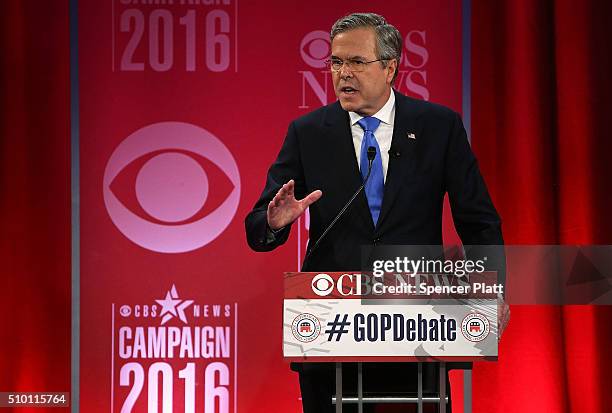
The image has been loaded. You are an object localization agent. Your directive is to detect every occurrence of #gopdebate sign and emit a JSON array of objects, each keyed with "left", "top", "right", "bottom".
[
  {"left": 112, "top": 284, "right": 237, "bottom": 412},
  {"left": 283, "top": 272, "right": 499, "bottom": 361}
]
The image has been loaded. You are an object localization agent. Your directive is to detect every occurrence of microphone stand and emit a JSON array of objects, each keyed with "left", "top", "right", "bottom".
[{"left": 305, "top": 146, "right": 377, "bottom": 261}]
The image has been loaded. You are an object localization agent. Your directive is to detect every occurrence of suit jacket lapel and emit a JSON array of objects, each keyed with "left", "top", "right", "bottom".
[
  {"left": 323, "top": 101, "right": 375, "bottom": 231},
  {"left": 376, "top": 91, "right": 423, "bottom": 232}
]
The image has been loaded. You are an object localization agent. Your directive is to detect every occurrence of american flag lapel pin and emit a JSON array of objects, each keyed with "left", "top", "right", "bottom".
[{"left": 407, "top": 132, "right": 416, "bottom": 140}]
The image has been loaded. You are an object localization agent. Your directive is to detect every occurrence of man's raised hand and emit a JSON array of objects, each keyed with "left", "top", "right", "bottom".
[{"left": 267, "top": 180, "right": 322, "bottom": 230}]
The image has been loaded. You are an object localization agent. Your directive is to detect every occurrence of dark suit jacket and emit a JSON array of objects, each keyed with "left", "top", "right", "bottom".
[{"left": 245, "top": 90, "right": 503, "bottom": 274}]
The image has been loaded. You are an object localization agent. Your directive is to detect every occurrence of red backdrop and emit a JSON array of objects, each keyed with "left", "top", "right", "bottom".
[
  {"left": 0, "top": 0, "right": 71, "bottom": 408},
  {"left": 78, "top": 2, "right": 461, "bottom": 412},
  {"left": 1, "top": 0, "right": 612, "bottom": 412},
  {"left": 471, "top": 1, "right": 612, "bottom": 412}
]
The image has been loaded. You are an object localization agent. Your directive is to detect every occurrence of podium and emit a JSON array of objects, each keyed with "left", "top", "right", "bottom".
[{"left": 283, "top": 271, "right": 500, "bottom": 412}]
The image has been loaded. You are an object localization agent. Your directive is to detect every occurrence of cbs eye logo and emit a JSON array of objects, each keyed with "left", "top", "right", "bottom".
[
  {"left": 103, "top": 121, "right": 240, "bottom": 253},
  {"left": 300, "top": 30, "right": 330, "bottom": 68},
  {"left": 311, "top": 273, "right": 334, "bottom": 296}
]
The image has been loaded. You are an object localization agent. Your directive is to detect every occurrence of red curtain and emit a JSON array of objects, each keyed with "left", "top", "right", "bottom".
[
  {"left": 472, "top": 1, "right": 612, "bottom": 412},
  {"left": 0, "top": 0, "right": 71, "bottom": 404}
]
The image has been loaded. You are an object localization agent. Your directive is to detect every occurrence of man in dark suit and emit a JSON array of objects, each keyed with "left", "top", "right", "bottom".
[{"left": 245, "top": 12, "right": 503, "bottom": 413}]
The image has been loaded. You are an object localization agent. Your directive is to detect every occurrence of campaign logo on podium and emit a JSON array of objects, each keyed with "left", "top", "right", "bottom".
[
  {"left": 461, "top": 312, "right": 491, "bottom": 342},
  {"left": 292, "top": 313, "right": 322, "bottom": 343}
]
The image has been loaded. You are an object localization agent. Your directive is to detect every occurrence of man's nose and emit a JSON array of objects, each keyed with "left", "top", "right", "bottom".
[{"left": 339, "top": 65, "right": 353, "bottom": 79}]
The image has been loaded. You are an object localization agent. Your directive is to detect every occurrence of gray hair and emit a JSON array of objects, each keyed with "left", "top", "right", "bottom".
[{"left": 330, "top": 13, "right": 402, "bottom": 83}]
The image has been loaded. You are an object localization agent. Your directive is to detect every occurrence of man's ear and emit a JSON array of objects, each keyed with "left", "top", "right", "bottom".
[{"left": 387, "top": 59, "right": 398, "bottom": 84}]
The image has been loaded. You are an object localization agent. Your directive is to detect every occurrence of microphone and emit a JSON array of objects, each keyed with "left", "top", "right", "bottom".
[{"left": 305, "top": 146, "right": 377, "bottom": 261}]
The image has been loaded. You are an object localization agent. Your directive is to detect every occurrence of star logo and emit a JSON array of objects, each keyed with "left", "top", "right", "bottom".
[{"left": 155, "top": 284, "right": 193, "bottom": 325}]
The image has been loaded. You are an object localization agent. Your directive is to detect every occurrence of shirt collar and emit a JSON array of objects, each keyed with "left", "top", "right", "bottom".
[{"left": 349, "top": 90, "right": 395, "bottom": 126}]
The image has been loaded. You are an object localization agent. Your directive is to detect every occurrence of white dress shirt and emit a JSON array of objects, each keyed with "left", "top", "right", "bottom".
[{"left": 348, "top": 91, "right": 395, "bottom": 182}]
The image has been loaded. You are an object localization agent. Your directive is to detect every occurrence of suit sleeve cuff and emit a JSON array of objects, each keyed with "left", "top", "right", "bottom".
[{"left": 265, "top": 224, "right": 286, "bottom": 244}]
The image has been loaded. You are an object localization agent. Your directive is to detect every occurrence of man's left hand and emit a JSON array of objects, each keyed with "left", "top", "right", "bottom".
[{"left": 497, "top": 299, "right": 510, "bottom": 341}]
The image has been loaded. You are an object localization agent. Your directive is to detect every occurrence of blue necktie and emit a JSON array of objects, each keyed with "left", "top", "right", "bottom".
[{"left": 357, "top": 116, "right": 383, "bottom": 226}]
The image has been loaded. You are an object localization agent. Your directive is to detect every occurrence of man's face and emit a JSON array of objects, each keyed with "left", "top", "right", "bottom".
[{"left": 331, "top": 28, "right": 396, "bottom": 116}]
